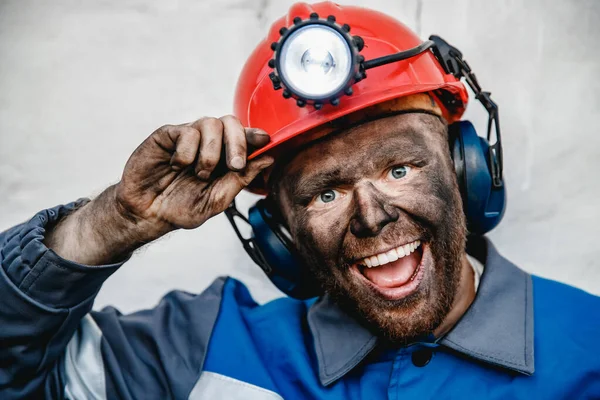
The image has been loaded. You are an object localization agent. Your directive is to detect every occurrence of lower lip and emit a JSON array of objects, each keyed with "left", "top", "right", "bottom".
[{"left": 351, "top": 244, "right": 428, "bottom": 300}]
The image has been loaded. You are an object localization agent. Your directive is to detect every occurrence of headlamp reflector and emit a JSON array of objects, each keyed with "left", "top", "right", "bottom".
[{"left": 278, "top": 24, "right": 352, "bottom": 100}]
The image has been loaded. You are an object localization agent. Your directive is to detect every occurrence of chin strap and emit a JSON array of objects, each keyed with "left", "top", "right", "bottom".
[
  {"left": 224, "top": 200, "right": 272, "bottom": 274},
  {"left": 429, "top": 35, "right": 503, "bottom": 188}
]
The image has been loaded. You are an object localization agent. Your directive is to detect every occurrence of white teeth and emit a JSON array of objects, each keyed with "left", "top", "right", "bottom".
[
  {"left": 361, "top": 240, "right": 422, "bottom": 268},
  {"left": 386, "top": 249, "right": 399, "bottom": 262},
  {"left": 397, "top": 246, "right": 405, "bottom": 258},
  {"left": 377, "top": 253, "right": 389, "bottom": 265}
]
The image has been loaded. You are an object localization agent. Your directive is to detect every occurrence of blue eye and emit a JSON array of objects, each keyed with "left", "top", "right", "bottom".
[
  {"left": 319, "top": 189, "right": 337, "bottom": 203},
  {"left": 389, "top": 165, "right": 411, "bottom": 179}
]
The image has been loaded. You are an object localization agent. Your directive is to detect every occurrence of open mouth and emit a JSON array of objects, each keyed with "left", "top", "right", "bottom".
[{"left": 351, "top": 240, "right": 426, "bottom": 300}]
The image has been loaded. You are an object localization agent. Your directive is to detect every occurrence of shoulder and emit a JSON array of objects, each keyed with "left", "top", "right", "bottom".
[
  {"left": 531, "top": 275, "right": 600, "bottom": 363},
  {"left": 532, "top": 275, "right": 600, "bottom": 322},
  {"left": 204, "top": 277, "right": 315, "bottom": 391},
  {"left": 218, "top": 276, "right": 312, "bottom": 327},
  {"left": 212, "top": 277, "right": 315, "bottom": 355}
]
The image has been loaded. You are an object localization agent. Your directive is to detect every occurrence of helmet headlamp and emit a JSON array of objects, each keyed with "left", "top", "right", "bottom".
[
  {"left": 268, "top": 12, "right": 435, "bottom": 109},
  {"left": 279, "top": 24, "right": 352, "bottom": 102}
]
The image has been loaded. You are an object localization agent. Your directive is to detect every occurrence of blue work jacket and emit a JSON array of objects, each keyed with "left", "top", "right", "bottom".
[{"left": 1, "top": 201, "right": 599, "bottom": 399}]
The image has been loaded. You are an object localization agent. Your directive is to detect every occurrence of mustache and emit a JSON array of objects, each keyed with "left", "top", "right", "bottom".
[{"left": 337, "top": 219, "right": 432, "bottom": 268}]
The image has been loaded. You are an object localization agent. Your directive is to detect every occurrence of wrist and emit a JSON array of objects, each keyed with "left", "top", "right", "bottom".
[{"left": 46, "top": 186, "right": 161, "bottom": 265}]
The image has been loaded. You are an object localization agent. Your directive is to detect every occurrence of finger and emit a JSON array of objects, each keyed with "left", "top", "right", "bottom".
[
  {"left": 167, "top": 126, "right": 201, "bottom": 171},
  {"left": 220, "top": 115, "right": 247, "bottom": 171},
  {"left": 210, "top": 155, "right": 275, "bottom": 206},
  {"left": 245, "top": 127, "right": 271, "bottom": 154},
  {"left": 191, "top": 117, "right": 224, "bottom": 180}
]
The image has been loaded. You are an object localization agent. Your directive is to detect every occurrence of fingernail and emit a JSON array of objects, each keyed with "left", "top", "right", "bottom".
[
  {"left": 249, "top": 128, "right": 269, "bottom": 136},
  {"left": 230, "top": 156, "right": 245, "bottom": 170}
]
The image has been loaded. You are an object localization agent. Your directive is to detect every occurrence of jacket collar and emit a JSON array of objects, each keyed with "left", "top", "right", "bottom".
[{"left": 307, "top": 237, "right": 534, "bottom": 386}]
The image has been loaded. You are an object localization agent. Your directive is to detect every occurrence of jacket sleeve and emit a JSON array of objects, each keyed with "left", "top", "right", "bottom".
[{"left": 0, "top": 201, "right": 226, "bottom": 400}]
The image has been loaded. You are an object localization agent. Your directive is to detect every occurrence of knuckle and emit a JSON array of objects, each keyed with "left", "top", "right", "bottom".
[
  {"left": 200, "top": 117, "right": 223, "bottom": 132},
  {"left": 156, "top": 124, "right": 175, "bottom": 133},
  {"left": 219, "top": 114, "right": 239, "bottom": 124}
]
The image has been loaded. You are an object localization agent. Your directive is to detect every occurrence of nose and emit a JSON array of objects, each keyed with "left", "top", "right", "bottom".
[{"left": 350, "top": 183, "right": 399, "bottom": 237}]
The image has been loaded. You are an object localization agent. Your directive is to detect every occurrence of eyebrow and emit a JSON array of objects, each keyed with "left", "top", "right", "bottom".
[{"left": 287, "top": 168, "right": 352, "bottom": 204}]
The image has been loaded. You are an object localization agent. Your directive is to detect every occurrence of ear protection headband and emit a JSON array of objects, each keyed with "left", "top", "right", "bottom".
[{"left": 226, "top": 35, "right": 506, "bottom": 299}]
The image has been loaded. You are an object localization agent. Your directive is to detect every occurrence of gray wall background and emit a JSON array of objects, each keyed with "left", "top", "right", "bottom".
[{"left": 1, "top": 0, "right": 598, "bottom": 313}]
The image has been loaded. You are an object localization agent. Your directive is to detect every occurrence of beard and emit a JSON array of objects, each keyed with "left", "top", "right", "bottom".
[{"left": 295, "top": 197, "right": 467, "bottom": 345}]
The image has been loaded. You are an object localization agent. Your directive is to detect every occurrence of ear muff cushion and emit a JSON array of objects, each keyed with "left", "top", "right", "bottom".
[{"left": 449, "top": 121, "right": 506, "bottom": 235}]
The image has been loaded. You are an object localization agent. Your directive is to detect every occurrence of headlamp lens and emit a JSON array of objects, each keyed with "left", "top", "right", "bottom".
[
  {"left": 300, "top": 48, "right": 335, "bottom": 75},
  {"left": 279, "top": 24, "right": 352, "bottom": 100}
]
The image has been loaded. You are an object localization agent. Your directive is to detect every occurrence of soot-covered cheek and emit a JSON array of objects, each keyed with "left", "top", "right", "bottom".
[
  {"left": 383, "top": 158, "right": 456, "bottom": 227},
  {"left": 292, "top": 207, "right": 348, "bottom": 266},
  {"left": 419, "top": 161, "right": 460, "bottom": 224}
]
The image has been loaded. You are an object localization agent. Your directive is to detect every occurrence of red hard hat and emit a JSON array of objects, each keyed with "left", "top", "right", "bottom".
[{"left": 234, "top": 1, "right": 469, "bottom": 193}]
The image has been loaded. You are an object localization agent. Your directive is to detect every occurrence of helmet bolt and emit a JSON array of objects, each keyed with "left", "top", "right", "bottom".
[
  {"left": 309, "top": 12, "right": 319, "bottom": 20},
  {"left": 353, "top": 36, "right": 365, "bottom": 51},
  {"left": 327, "top": 15, "right": 336, "bottom": 22},
  {"left": 330, "top": 97, "right": 340, "bottom": 106},
  {"left": 279, "top": 27, "right": 288, "bottom": 36},
  {"left": 297, "top": 99, "right": 306, "bottom": 107},
  {"left": 342, "top": 24, "right": 351, "bottom": 32},
  {"left": 293, "top": 17, "right": 302, "bottom": 25},
  {"left": 269, "top": 73, "right": 281, "bottom": 90},
  {"left": 314, "top": 102, "right": 323, "bottom": 110},
  {"left": 344, "top": 87, "right": 353, "bottom": 96},
  {"left": 270, "top": 42, "right": 278, "bottom": 51},
  {"left": 268, "top": 59, "right": 275, "bottom": 68},
  {"left": 282, "top": 89, "right": 291, "bottom": 99}
]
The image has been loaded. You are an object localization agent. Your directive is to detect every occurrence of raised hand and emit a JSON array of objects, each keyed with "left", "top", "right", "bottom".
[
  {"left": 116, "top": 116, "right": 273, "bottom": 236},
  {"left": 45, "top": 115, "right": 273, "bottom": 265}
]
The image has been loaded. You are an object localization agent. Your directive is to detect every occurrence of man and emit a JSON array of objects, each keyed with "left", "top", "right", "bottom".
[{"left": 1, "top": 2, "right": 599, "bottom": 399}]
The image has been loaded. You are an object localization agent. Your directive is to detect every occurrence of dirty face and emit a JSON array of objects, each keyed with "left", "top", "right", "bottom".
[{"left": 273, "top": 113, "right": 467, "bottom": 343}]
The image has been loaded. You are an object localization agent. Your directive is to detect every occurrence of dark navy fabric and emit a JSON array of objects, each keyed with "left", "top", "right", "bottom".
[
  {"left": 0, "top": 200, "right": 122, "bottom": 399},
  {"left": 1, "top": 202, "right": 600, "bottom": 399},
  {"left": 93, "top": 279, "right": 225, "bottom": 400}
]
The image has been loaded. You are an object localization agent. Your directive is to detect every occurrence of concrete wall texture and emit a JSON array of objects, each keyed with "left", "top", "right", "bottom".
[{"left": 1, "top": 0, "right": 598, "bottom": 313}]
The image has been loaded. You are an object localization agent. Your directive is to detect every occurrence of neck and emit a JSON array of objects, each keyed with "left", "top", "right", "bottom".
[{"left": 433, "top": 253, "right": 476, "bottom": 338}]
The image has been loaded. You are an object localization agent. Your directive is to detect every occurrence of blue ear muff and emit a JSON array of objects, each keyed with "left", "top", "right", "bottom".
[
  {"left": 449, "top": 121, "right": 506, "bottom": 235},
  {"left": 246, "top": 200, "right": 320, "bottom": 299}
]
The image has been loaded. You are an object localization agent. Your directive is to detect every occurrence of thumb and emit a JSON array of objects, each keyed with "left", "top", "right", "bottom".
[
  {"left": 211, "top": 155, "right": 275, "bottom": 202},
  {"left": 235, "top": 155, "right": 275, "bottom": 187}
]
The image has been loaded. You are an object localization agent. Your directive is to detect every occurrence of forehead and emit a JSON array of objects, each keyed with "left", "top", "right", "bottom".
[{"left": 281, "top": 113, "right": 446, "bottom": 178}]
